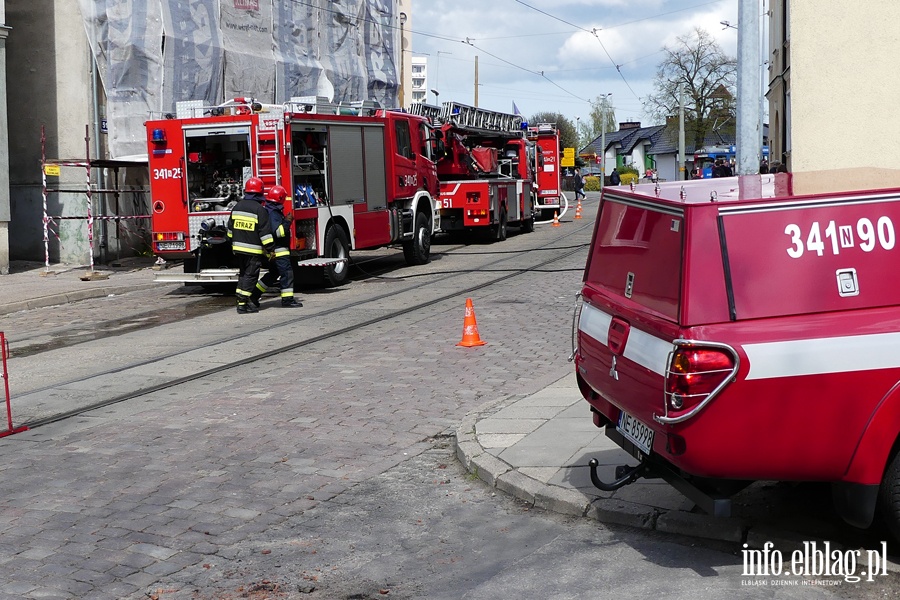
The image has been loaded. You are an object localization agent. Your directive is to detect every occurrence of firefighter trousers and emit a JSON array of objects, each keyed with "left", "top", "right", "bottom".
[
  {"left": 254, "top": 255, "right": 295, "bottom": 299},
  {"left": 235, "top": 254, "right": 264, "bottom": 304}
]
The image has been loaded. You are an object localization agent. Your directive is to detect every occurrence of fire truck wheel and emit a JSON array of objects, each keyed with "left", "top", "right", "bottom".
[
  {"left": 494, "top": 208, "right": 508, "bottom": 242},
  {"left": 878, "top": 448, "right": 900, "bottom": 541},
  {"left": 323, "top": 225, "right": 350, "bottom": 287},
  {"left": 403, "top": 211, "right": 431, "bottom": 266},
  {"left": 521, "top": 215, "right": 535, "bottom": 233}
]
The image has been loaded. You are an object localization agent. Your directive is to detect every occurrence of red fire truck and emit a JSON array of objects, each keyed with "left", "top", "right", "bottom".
[
  {"left": 526, "top": 123, "right": 564, "bottom": 221},
  {"left": 146, "top": 96, "right": 439, "bottom": 286},
  {"left": 410, "top": 102, "right": 549, "bottom": 239},
  {"left": 573, "top": 172, "right": 900, "bottom": 538}
]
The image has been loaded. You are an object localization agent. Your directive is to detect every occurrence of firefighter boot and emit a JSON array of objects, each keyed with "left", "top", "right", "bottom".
[
  {"left": 236, "top": 299, "right": 259, "bottom": 314},
  {"left": 249, "top": 284, "right": 265, "bottom": 307},
  {"left": 281, "top": 297, "right": 303, "bottom": 308}
]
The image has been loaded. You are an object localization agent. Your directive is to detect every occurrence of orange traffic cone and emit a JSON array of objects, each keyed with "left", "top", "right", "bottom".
[
  {"left": 552, "top": 211, "right": 561, "bottom": 227},
  {"left": 574, "top": 199, "right": 583, "bottom": 219},
  {"left": 457, "top": 298, "right": 487, "bottom": 347}
]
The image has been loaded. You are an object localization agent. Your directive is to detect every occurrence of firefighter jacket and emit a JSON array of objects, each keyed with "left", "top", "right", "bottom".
[
  {"left": 227, "top": 193, "right": 274, "bottom": 255},
  {"left": 263, "top": 200, "right": 291, "bottom": 258}
]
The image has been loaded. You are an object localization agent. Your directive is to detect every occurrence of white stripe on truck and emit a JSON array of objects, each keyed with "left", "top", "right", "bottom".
[
  {"left": 744, "top": 332, "right": 900, "bottom": 380},
  {"left": 581, "top": 301, "right": 900, "bottom": 381},
  {"left": 579, "top": 303, "right": 671, "bottom": 377}
]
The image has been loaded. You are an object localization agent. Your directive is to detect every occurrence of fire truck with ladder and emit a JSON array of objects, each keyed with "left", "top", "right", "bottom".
[
  {"left": 409, "top": 102, "right": 561, "bottom": 239},
  {"left": 527, "top": 122, "right": 565, "bottom": 221},
  {"left": 146, "top": 96, "right": 440, "bottom": 286}
]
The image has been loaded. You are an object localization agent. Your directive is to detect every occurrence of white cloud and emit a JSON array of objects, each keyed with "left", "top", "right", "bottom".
[{"left": 410, "top": 0, "right": 743, "bottom": 123}]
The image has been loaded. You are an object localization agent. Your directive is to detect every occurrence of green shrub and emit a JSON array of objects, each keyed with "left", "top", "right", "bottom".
[
  {"left": 620, "top": 172, "right": 639, "bottom": 186},
  {"left": 584, "top": 176, "right": 601, "bottom": 192},
  {"left": 615, "top": 164, "right": 639, "bottom": 187}
]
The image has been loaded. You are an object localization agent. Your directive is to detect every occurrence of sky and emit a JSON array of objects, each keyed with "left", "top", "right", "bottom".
[{"left": 408, "top": 0, "right": 747, "bottom": 129}]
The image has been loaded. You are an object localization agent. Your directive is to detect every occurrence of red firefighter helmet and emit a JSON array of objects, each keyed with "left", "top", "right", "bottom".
[
  {"left": 244, "top": 177, "right": 264, "bottom": 194},
  {"left": 266, "top": 185, "right": 288, "bottom": 202}
]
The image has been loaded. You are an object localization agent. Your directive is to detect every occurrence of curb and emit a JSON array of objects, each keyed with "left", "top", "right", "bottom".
[
  {"left": 0, "top": 283, "right": 161, "bottom": 317},
  {"left": 453, "top": 398, "right": 900, "bottom": 569}
]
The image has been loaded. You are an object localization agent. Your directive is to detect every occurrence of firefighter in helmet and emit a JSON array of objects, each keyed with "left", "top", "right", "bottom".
[
  {"left": 227, "top": 177, "right": 274, "bottom": 313},
  {"left": 249, "top": 185, "right": 302, "bottom": 308}
]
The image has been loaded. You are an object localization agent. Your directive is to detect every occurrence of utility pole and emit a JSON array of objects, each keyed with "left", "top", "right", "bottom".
[
  {"left": 474, "top": 56, "right": 479, "bottom": 107},
  {"left": 599, "top": 94, "right": 611, "bottom": 190},
  {"left": 398, "top": 12, "right": 407, "bottom": 109},
  {"left": 736, "top": 0, "right": 761, "bottom": 175},
  {"left": 679, "top": 86, "right": 686, "bottom": 180}
]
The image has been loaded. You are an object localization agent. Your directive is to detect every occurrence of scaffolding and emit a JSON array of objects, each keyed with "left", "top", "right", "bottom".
[{"left": 40, "top": 125, "right": 151, "bottom": 273}]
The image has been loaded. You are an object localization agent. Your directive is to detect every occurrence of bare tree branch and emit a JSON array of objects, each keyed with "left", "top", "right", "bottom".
[{"left": 645, "top": 27, "right": 737, "bottom": 149}]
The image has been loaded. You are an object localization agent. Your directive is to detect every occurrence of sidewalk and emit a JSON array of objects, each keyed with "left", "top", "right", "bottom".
[
  {"left": 454, "top": 372, "right": 899, "bottom": 555},
  {"left": 0, "top": 258, "right": 161, "bottom": 316}
]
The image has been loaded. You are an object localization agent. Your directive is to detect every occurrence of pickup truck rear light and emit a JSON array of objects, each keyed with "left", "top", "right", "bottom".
[{"left": 656, "top": 341, "right": 739, "bottom": 425}]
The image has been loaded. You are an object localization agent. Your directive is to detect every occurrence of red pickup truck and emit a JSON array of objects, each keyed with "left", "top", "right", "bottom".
[{"left": 573, "top": 174, "right": 900, "bottom": 538}]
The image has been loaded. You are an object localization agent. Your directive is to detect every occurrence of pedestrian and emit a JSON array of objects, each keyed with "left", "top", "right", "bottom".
[
  {"left": 573, "top": 168, "right": 586, "bottom": 201},
  {"left": 759, "top": 159, "right": 769, "bottom": 174},
  {"left": 250, "top": 185, "right": 302, "bottom": 308},
  {"left": 227, "top": 177, "right": 274, "bottom": 314},
  {"left": 609, "top": 167, "right": 621, "bottom": 186}
]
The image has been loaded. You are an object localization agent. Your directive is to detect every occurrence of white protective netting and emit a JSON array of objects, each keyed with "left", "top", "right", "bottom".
[{"left": 77, "top": 0, "right": 400, "bottom": 158}]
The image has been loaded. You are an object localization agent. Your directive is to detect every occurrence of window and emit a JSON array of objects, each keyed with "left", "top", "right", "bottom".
[{"left": 395, "top": 119, "right": 413, "bottom": 159}]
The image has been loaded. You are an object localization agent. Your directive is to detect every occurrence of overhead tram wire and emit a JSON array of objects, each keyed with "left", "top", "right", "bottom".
[
  {"left": 510, "top": 0, "right": 638, "bottom": 100},
  {"left": 461, "top": 38, "right": 591, "bottom": 105}
]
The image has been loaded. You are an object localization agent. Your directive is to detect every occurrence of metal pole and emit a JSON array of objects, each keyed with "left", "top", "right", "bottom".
[
  {"left": 679, "top": 86, "right": 686, "bottom": 180},
  {"left": 474, "top": 56, "right": 479, "bottom": 107},
  {"left": 600, "top": 101, "right": 606, "bottom": 191},
  {"left": 399, "top": 13, "right": 406, "bottom": 109},
  {"left": 736, "top": 0, "right": 761, "bottom": 175}
]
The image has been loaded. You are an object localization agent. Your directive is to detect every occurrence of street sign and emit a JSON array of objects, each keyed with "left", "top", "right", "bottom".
[{"left": 561, "top": 147, "right": 575, "bottom": 167}]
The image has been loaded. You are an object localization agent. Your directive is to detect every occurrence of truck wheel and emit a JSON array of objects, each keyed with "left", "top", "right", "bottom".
[
  {"left": 323, "top": 225, "right": 350, "bottom": 287},
  {"left": 521, "top": 196, "right": 537, "bottom": 233},
  {"left": 403, "top": 211, "right": 431, "bottom": 266},
  {"left": 521, "top": 215, "right": 535, "bottom": 233},
  {"left": 494, "top": 208, "right": 508, "bottom": 242},
  {"left": 878, "top": 450, "right": 900, "bottom": 541}
]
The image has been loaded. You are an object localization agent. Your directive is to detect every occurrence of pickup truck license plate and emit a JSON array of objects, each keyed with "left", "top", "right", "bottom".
[{"left": 617, "top": 410, "right": 654, "bottom": 455}]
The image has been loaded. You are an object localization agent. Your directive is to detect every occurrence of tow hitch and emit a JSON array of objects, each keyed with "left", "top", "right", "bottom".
[{"left": 587, "top": 458, "right": 651, "bottom": 491}]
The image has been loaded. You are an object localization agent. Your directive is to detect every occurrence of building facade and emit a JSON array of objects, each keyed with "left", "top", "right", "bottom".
[
  {"left": 410, "top": 56, "right": 428, "bottom": 104},
  {"left": 5, "top": 1, "right": 406, "bottom": 268},
  {"left": 0, "top": 1, "right": 10, "bottom": 274},
  {"left": 767, "top": 1, "right": 900, "bottom": 193}
]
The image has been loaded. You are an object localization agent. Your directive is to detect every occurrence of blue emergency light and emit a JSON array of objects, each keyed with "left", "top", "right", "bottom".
[{"left": 151, "top": 128, "right": 167, "bottom": 143}]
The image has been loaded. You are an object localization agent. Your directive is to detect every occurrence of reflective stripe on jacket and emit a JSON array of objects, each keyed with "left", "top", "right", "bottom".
[
  {"left": 264, "top": 200, "right": 291, "bottom": 258},
  {"left": 228, "top": 195, "right": 274, "bottom": 255}
]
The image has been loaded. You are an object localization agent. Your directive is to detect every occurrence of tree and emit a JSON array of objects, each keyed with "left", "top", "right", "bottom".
[
  {"left": 529, "top": 111, "right": 577, "bottom": 153},
  {"left": 573, "top": 97, "right": 617, "bottom": 153},
  {"left": 645, "top": 27, "right": 737, "bottom": 150}
]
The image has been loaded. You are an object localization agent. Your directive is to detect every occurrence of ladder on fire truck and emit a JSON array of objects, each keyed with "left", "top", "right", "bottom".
[
  {"left": 409, "top": 102, "right": 523, "bottom": 134},
  {"left": 254, "top": 123, "right": 280, "bottom": 188}
]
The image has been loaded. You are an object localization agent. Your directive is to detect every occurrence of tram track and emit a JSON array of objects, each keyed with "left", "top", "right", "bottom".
[{"left": 8, "top": 223, "right": 593, "bottom": 429}]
